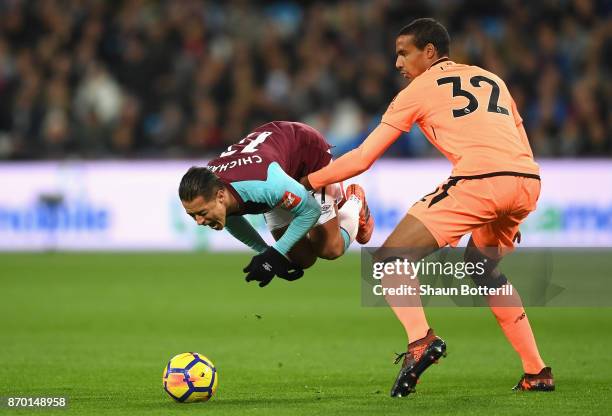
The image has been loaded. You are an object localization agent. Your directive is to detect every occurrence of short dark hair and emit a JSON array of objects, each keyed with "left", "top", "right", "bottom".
[
  {"left": 397, "top": 18, "right": 450, "bottom": 57},
  {"left": 178, "top": 166, "right": 224, "bottom": 202}
]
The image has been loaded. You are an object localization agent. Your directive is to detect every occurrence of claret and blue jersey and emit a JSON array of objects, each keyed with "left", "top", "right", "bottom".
[{"left": 206, "top": 121, "right": 332, "bottom": 256}]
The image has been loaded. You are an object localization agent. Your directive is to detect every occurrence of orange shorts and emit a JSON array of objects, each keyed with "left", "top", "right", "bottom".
[{"left": 408, "top": 174, "right": 541, "bottom": 256}]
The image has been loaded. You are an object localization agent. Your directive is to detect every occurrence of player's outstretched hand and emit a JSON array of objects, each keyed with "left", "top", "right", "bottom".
[{"left": 243, "top": 247, "right": 292, "bottom": 287}]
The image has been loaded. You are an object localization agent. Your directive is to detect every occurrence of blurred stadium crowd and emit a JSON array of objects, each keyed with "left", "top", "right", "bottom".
[{"left": 0, "top": 0, "right": 609, "bottom": 160}]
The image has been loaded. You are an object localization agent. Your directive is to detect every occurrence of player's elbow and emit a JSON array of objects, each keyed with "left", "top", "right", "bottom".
[
  {"left": 354, "top": 162, "right": 369, "bottom": 176},
  {"left": 356, "top": 150, "right": 376, "bottom": 173},
  {"left": 363, "top": 158, "right": 376, "bottom": 172}
]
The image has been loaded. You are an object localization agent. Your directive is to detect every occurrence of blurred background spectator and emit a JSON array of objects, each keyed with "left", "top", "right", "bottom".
[{"left": 0, "top": 0, "right": 609, "bottom": 160}]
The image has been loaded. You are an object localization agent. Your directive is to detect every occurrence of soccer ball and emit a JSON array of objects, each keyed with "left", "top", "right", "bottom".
[{"left": 162, "top": 352, "right": 218, "bottom": 402}]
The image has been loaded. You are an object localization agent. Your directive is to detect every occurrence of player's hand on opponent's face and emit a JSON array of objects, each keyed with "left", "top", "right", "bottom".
[{"left": 244, "top": 247, "right": 303, "bottom": 287}]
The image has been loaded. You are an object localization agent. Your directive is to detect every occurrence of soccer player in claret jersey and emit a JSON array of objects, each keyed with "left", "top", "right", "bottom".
[
  {"left": 179, "top": 121, "right": 374, "bottom": 288},
  {"left": 301, "top": 18, "right": 554, "bottom": 396}
]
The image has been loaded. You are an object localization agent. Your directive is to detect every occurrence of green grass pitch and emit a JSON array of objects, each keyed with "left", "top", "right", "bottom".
[{"left": 1, "top": 253, "right": 611, "bottom": 415}]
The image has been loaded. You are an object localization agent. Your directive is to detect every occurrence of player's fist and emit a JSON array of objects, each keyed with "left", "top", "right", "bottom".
[{"left": 243, "top": 247, "right": 292, "bottom": 287}]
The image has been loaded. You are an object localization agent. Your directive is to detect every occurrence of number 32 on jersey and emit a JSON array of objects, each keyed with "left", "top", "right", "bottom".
[{"left": 437, "top": 75, "right": 509, "bottom": 118}]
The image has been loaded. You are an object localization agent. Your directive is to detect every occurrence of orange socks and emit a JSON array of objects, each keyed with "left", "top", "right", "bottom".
[
  {"left": 390, "top": 305, "right": 430, "bottom": 343},
  {"left": 382, "top": 271, "right": 430, "bottom": 343},
  {"left": 488, "top": 285, "right": 546, "bottom": 374},
  {"left": 381, "top": 261, "right": 546, "bottom": 372}
]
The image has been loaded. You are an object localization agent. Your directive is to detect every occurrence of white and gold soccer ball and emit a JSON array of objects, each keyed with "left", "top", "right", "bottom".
[{"left": 162, "top": 352, "right": 218, "bottom": 402}]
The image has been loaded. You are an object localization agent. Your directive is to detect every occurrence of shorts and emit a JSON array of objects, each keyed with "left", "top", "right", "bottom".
[
  {"left": 408, "top": 173, "right": 541, "bottom": 257},
  {"left": 264, "top": 183, "right": 344, "bottom": 231}
]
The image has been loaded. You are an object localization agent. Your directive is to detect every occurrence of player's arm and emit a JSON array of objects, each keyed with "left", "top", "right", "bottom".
[
  {"left": 225, "top": 216, "right": 268, "bottom": 253},
  {"left": 262, "top": 163, "right": 321, "bottom": 256},
  {"left": 304, "top": 85, "right": 421, "bottom": 191},
  {"left": 304, "top": 123, "right": 402, "bottom": 191},
  {"left": 232, "top": 162, "right": 320, "bottom": 287},
  {"left": 231, "top": 163, "right": 321, "bottom": 255}
]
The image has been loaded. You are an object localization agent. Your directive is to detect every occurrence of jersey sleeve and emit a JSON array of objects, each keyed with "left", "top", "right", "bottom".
[
  {"left": 381, "top": 83, "right": 424, "bottom": 132},
  {"left": 230, "top": 162, "right": 321, "bottom": 256},
  {"left": 225, "top": 216, "right": 268, "bottom": 253}
]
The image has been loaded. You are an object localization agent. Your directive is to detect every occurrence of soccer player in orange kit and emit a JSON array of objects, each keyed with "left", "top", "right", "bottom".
[{"left": 301, "top": 18, "right": 554, "bottom": 397}]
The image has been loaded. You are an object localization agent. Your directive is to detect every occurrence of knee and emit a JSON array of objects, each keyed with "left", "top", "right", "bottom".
[
  {"left": 289, "top": 251, "right": 317, "bottom": 269},
  {"left": 463, "top": 245, "right": 481, "bottom": 266},
  {"left": 373, "top": 245, "right": 422, "bottom": 263},
  {"left": 316, "top": 241, "right": 345, "bottom": 260},
  {"left": 464, "top": 246, "right": 506, "bottom": 288}
]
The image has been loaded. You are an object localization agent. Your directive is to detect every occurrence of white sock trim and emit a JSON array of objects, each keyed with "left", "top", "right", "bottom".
[{"left": 338, "top": 197, "right": 361, "bottom": 244}]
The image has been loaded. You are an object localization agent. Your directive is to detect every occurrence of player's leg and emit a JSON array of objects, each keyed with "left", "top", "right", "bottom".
[
  {"left": 271, "top": 227, "right": 317, "bottom": 269},
  {"left": 465, "top": 236, "right": 546, "bottom": 371},
  {"left": 468, "top": 233, "right": 552, "bottom": 390},
  {"left": 376, "top": 213, "right": 445, "bottom": 397},
  {"left": 380, "top": 179, "right": 468, "bottom": 346},
  {"left": 307, "top": 182, "right": 366, "bottom": 259},
  {"left": 384, "top": 176, "right": 503, "bottom": 397},
  {"left": 345, "top": 184, "right": 374, "bottom": 244},
  {"left": 469, "top": 176, "right": 553, "bottom": 391},
  {"left": 378, "top": 213, "right": 439, "bottom": 343},
  {"left": 308, "top": 216, "right": 346, "bottom": 260}
]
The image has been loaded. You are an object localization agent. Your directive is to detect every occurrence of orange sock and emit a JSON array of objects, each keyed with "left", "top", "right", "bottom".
[
  {"left": 382, "top": 270, "right": 430, "bottom": 343},
  {"left": 488, "top": 285, "right": 546, "bottom": 374},
  {"left": 390, "top": 305, "right": 430, "bottom": 343}
]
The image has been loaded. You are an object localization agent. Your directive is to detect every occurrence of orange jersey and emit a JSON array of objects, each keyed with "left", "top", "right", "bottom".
[
  {"left": 382, "top": 59, "right": 539, "bottom": 177},
  {"left": 306, "top": 59, "right": 539, "bottom": 191}
]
